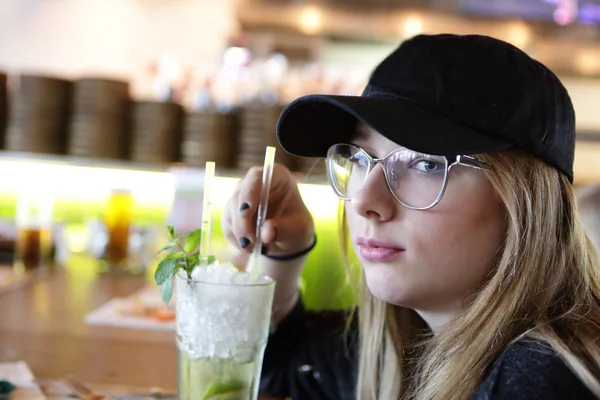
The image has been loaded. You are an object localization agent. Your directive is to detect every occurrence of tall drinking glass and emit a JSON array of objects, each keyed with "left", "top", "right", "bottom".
[
  {"left": 14, "top": 193, "right": 54, "bottom": 274},
  {"left": 175, "top": 270, "right": 275, "bottom": 400}
]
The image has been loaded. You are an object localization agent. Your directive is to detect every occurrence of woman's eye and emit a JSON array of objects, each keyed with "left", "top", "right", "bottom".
[
  {"left": 349, "top": 153, "right": 369, "bottom": 167},
  {"left": 413, "top": 159, "right": 444, "bottom": 174}
]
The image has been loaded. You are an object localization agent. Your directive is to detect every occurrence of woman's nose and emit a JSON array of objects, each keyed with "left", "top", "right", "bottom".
[{"left": 350, "top": 163, "right": 397, "bottom": 221}]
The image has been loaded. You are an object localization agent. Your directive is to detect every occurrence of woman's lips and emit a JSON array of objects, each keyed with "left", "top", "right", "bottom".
[
  {"left": 358, "top": 246, "right": 404, "bottom": 262},
  {"left": 357, "top": 237, "right": 405, "bottom": 262}
]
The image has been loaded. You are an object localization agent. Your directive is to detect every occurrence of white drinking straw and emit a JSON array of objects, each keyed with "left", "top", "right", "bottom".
[
  {"left": 200, "top": 161, "right": 215, "bottom": 264},
  {"left": 246, "top": 146, "right": 276, "bottom": 278}
]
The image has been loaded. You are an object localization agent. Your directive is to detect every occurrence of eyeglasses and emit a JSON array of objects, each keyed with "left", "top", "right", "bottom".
[{"left": 326, "top": 143, "right": 487, "bottom": 210}]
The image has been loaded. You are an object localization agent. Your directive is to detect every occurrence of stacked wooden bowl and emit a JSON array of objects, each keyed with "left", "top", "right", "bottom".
[
  {"left": 181, "top": 110, "right": 239, "bottom": 168},
  {"left": 0, "top": 73, "right": 6, "bottom": 147},
  {"left": 5, "top": 75, "right": 72, "bottom": 154},
  {"left": 67, "top": 78, "right": 129, "bottom": 159},
  {"left": 235, "top": 103, "right": 295, "bottom": 170},
  {"left": 129, "top": 101, "right": 184, "bottom": 164}
]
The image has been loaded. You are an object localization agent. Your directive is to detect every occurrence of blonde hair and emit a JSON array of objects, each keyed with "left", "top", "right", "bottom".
[
  {"left": 341, "top": 150, "right": 600, "bottom": 400},
  {"left": 578, "top": 184, "right": 600, "bottom": 254}
]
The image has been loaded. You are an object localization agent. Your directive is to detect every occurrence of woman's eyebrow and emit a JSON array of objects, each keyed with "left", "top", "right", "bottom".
[{"left": 349, "top": 141, "right": 379, "bottom": 158}]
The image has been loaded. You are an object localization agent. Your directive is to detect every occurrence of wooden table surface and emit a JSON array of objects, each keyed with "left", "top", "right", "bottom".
[{"left": 0, "top": 263, "right": 177, "bottom": 389}]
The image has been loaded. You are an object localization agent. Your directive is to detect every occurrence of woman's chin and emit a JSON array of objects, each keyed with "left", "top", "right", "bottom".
[{"left": 363, "top": 266, "right": 418, "bottom": 306}]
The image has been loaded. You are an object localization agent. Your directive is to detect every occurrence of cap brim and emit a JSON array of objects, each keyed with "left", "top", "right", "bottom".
[{"left": 276, "top": 94, "right": 513, "bottom": 158}]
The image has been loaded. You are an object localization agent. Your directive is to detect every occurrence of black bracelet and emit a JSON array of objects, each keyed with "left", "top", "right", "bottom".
[{"left": 263, "top": 235, "right": 317, "bottom": 261}]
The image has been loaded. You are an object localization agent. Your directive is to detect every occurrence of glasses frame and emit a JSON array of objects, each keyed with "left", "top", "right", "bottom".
[{"left": 326, "top": 143, "right": 488, "bottom": 211}]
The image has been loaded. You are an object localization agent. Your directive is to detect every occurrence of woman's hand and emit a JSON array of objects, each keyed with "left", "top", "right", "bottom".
[{"left": 222, "top": 163, "right": 315, "bottom": 257}]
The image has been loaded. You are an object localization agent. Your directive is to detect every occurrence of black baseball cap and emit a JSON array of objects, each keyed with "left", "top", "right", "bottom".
[{"left": 276, "top": 34, "right": 576, "bottom": 182}]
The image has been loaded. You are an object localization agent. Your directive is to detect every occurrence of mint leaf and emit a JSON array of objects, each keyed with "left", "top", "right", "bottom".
[
  {"left": 164, "top": 251, "right": 184, "bottom": 260},
  {"left": 155, "top": 258, "right": 179, "bottom": 285},
  {"left": 182, "top": 251, "right": 199, "bottom": 279},
  {"left": 157, "top": 240, "right": 177, "bottom": 254},
  {"left": 170, "top": 232, "right": 192, "bottom": 255},
  {"left": 156, "top": 226, "right": 218, "bottom": 302},
  {"left": 174, "top": 231, "right": 191, "bottom": 243},
  {"left": 184, "top": 229, "right": 201, "bottom": 253},
  {"left": 161, "top": 276, "right": 174, "bottom": 303},
  {"left": 187, "top": 251, "right": 199, "bottom": 267}
]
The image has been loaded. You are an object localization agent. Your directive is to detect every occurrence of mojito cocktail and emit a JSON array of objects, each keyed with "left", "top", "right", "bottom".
[{"left": 176, "top": 264, "right": 275, "bottom": 400}]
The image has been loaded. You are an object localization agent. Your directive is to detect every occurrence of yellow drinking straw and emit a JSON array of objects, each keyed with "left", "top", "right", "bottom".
[
  {"left": 246, "top": 146, "right": 277, "bottom": 278},
  {"left": 200, "top": 161, "right": 215, "bottom": 265}
]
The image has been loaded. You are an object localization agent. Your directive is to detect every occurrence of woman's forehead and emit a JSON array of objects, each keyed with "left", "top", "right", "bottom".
[
  {"left": 351, "top": 123, "right": 400, "bottom": 149},
  {"left": 351, "top": 123, "right": 386, "bottom": 147},
  {"left": 352, "top": 122, "right": 372, "bottom": 140}
]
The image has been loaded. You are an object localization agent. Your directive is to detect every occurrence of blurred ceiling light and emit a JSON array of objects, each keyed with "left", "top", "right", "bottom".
[
  {"left": 264, "top": 53, "right": 288, "bottom": 79},
  {"left": 402, "top": 16, "right": 423, "bottom": 38},
  {"left": 223, "top": 46, "right": 252, "bottom": 69},
  {"left": 554, "top": 0, "right": 578, "bottom": 25},
  {"left": 158, "top": 53, "right": 180, "bottom": 81},
  {"left": 506, "top": 22, "right": 531, "bottom": 49},
  {"left": 299, "top": 6, "right": 323, "bottom": 34}
]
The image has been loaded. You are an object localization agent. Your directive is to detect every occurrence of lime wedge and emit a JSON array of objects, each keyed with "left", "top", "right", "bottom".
[{"left": 202, "top": 379, "right": 248, "bottom": 400}]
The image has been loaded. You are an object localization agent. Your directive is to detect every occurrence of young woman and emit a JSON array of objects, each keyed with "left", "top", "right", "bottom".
[{"left": 222, "top": 34, "right": 600, "bottom": 399}]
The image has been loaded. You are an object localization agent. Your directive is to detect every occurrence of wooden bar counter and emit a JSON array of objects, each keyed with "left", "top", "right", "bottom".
[{"left": 0, "top": 263, "right": 177, "bottom": 389}]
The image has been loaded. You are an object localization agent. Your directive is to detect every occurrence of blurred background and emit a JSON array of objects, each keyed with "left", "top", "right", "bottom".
[{"left": 1, "top": 0, "right": 600, "bottom": 310}]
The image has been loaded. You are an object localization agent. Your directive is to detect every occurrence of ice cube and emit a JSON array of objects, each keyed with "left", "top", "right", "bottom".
[
  {"left": 176, "top": 260, "right": 274, "bottom": 360},
  {"left": 230, "top": 271, "right": 253, "bottom": 285},
  {"left": 189, "top": 260, "right": 272, "bottom": 286},
  {"left": 191, "top": 263, "right": 235, "bottom": 283}
]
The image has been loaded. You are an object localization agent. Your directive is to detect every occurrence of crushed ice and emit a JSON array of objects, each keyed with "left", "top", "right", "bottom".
[{"left": 176, "top": 261, "right": 274, "bottom": 361}]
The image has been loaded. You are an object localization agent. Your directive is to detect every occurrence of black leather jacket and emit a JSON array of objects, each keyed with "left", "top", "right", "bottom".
[
  {"left": 258, "top": 299, "right": 597, "bottom": 400},
  {"left": 259, "top": 298, "right": 357, "bottom": 400}
]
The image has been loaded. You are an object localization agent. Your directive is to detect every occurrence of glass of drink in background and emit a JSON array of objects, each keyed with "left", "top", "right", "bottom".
[
  {"left": 102, "top": 189, "right": 134, "bottom": 272},
  {"left": 14, "top": 193, "right": 54, "bottom": 274},
  {"left": 176, "top": 264, "right": 275, "bottom": 400}
]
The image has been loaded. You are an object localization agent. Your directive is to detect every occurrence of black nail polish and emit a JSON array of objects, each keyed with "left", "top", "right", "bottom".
[
  {"left": 240, "top": 237, "right": 250, "bottom": 248},
  {"left": 239, "top": 202, "right": 250, "bottom": 212},
  {"left": 261, "top": 245, "right": 268, "bottom": 255}
]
